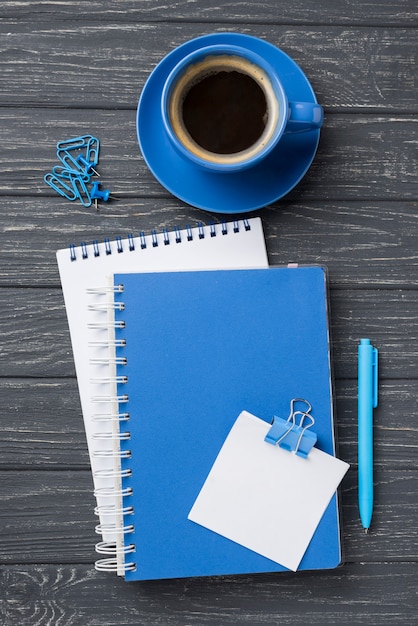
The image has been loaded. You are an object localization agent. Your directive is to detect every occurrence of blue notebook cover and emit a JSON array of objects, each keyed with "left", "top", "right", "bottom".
[{"left": 114, "top": 266, "right": 341, "bottom": 581}]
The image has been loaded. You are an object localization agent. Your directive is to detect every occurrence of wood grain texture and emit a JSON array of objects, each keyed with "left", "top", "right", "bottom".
[
  {"left": 0, "top": 563, "right": 417, "bottom": 625},
  {"left": 0, "top": 379, "right": 89, "bottom": 469},
  {"left": 2, "top": 0, "right": 418, "bottom": 25},
  {"left": 2, "top": 198, "right": 418, "bottom": 287},
  {"left": 0, "top": 23, "right": 416, "bottom": 111},
  {"left": 0, "top": 471, "right": 97, "bottom": 564}
]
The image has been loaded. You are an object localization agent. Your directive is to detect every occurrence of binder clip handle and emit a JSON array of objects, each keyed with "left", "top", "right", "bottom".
[{"left": 264, "top": 398, "right": 317, "bottom": 459}]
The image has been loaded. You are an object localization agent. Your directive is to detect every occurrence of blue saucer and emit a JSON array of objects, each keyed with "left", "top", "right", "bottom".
[{"left": 137, "top": 33, "right": 321, "bottom": 214}]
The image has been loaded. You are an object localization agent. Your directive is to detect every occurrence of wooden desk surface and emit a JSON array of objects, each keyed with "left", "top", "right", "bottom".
[{"left": 1, "top": 1, "right": 417, "bottom": 624}]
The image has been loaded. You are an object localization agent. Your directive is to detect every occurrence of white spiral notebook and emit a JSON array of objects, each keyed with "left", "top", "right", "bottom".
[{"left": 56, "top": 218, "right": 268, "bottom": 574}]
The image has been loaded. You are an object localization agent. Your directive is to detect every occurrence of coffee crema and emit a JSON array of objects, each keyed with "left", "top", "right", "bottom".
[{"left": 168, "top": 55, "right": 279, "bottom": 165}]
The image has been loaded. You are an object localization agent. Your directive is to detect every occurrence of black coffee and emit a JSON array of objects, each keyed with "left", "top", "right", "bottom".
[{"left": 181, "top": 70, "right": 268, "bottom": 154}]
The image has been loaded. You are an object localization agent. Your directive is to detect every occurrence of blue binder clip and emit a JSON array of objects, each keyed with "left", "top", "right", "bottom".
[{"left": 264, "top": 398, "right": 317, "bottom": 459}]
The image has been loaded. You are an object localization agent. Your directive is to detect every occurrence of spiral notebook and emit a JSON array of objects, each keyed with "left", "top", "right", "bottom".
[
  {"left": 111, "top": 265, "right": 343, "bottom": 580},
  {"left": 56, "top": 218, "right": 268, "bottom": 573}
]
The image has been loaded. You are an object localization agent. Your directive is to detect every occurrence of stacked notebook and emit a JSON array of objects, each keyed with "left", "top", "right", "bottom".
[{"left": 56, "top": 217, "right": 349, "bottom": 581}]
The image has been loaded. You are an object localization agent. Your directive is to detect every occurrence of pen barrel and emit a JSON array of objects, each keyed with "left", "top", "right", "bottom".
[{"left": 358, "top": 340, "right": 374, "bottom": 527}]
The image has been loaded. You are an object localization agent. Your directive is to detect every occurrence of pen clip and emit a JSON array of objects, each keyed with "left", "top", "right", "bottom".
[{"left": 372, "top": 347, "right": 378, "bottom": 408}]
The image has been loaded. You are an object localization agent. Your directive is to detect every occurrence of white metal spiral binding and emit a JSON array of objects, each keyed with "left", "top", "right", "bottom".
[
  {"left": 88, "top": 321, "right": 125, "bottom": 330},
  {"left": 91, "top": 412, "right": 130, "bottom": 423},
  {"left": 95, "top": 541, "right": 135, "bottom": 555},
  {"left": 94, "top": 558, "right": 136, "bottom": 573},
  {"left": 83, "top": 222, "right": 253, "bottom": 576},
  {"left": 94, "top": 505, "right": 134, "bottom": 516},
  {"left": 93, "top": 449, "right": 131, "bottom": 459},
  {"left": 87, "top": 281, "right": 136, "bottom": 575},
  {"left": 91, "top": 394, "right": 128, "bottom": 403},
  {"left": 94, "top": 486, "right": 133, "bottom": 498},
  {"left": 88, "top": 302, "right": 125, "bottom": 312},
  {"left": 92, "top": 430, "right": 130, "bottom": 441},
  {"left": 94, "top": 467, "right": 132, "bottom": 479},
  {"left": 88, "top": 339, "right": 126, "bottom": 348},
  {"left": 95, "top": 523, "right": 134, "bottom": 536},
  {"left": 86, "top": 285, "right": 124, "bottom": 294}
]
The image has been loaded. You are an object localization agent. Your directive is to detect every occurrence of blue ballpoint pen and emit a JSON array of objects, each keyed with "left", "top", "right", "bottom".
[{"left": 358, "top": 338, "right": 378, "bottom": 533}]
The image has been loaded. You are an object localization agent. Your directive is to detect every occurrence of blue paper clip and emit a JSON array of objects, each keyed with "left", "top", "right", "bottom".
[
  {"left": 86, "top": 136, "right": 100, "bottom": 166},
  {"left": 56, "top": 135, "right": 94, "bottom": 151},
  {"left": 46, "top": 135, "right": 101, "bottom": 207},
  {"left": 44, "top": 172, "right": 77, "bottom": 201},
  {"left": 264, "top": 398, "right": 317, "bottom": 459},
  {"left": 57, "top": 148, "right": 87, "bottom": 175},
  {"left": 52, "top": 164, "right": 90, "bottom": 182},
  {"left": 69, "top": 172, "right": 92, "bottom": 207}
]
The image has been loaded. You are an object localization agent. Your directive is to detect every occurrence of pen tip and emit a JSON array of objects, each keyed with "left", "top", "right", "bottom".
[{"left": 364, "top": 528, "right": 369, "bottom": 534}]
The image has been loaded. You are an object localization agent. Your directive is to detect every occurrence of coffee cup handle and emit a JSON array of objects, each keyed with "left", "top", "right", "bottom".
[{"left": 285, "top": 102, "right": 324, "bottom": 133}]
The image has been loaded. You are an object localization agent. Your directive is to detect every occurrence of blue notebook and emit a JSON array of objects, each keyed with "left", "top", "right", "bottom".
[{"left": 113, "top": 266, "right": 342, "bottom": 581}]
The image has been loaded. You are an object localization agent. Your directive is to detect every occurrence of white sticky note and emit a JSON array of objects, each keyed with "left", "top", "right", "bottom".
[{"left": 188, "top": 411, "right": 349, "bottom": 571}]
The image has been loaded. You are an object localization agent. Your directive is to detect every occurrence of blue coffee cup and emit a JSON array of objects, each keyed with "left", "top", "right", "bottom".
[{"left": 161, "top": 44, "right": 323, "bottom": 173}]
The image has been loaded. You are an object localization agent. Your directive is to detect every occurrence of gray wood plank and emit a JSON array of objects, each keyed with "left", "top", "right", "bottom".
[
  {"left": 2, "top": 198, "right": 418, "bottom": 288},
  {"left": 0, "top": 469, "right": 416, "bottom": 565},
  {"left": 0, "top": 23, "right": 416, "bottom": 110},
  {"left": 0, "top": 379, "right": 416, "bottom": 470},
  {"left": 0, "top": 379, "right": 89, "bottom": 469},
  {"left": 1, "top": 562, "right": 417, "bottom": 625},
  {"left": 1, "top": 287, "right": 417, "bottom": 378},
  {"left": 334, "top": 380, "right": 418, "bottom": 469},
  {"left": 0, "top": 288, "right": 74, "bottom": 377},
  {"left": 0, "top": 471, "right": 97, "bottom": 564},
  {"left": 2, "top": 0, "right": 417, "bottom": 26},
  {"left": 0, "top": 110, "right": 417, "bottom": 199}
]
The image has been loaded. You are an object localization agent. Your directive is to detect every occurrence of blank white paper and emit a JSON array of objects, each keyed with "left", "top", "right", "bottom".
[{"left": 188, "top": 411, "right": 349, "bottom": 571}]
